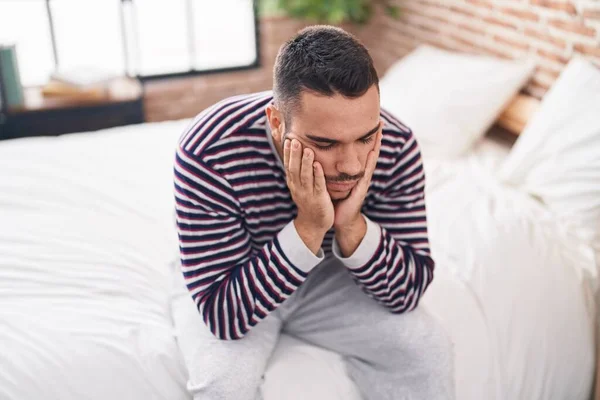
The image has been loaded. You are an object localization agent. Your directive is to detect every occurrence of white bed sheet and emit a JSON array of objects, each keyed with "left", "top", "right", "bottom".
[
  {"left": 0, "top": 122, "right": 595, "bottom": 400},
  {"left": 421, "top": 138, "right": 597, "bottom": 400}
]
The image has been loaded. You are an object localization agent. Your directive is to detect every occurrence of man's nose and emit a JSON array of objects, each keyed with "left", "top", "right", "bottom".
[{"left": 335, "top": 147, "right": 362, "bottom": 178}]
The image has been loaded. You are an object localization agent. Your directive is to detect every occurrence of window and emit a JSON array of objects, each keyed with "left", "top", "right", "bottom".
[
  {"left": 0, "top": 1, "right": 55, "bottom": 86},
  {"left": 0, "top": 0, "right": 259, "bottom": 86}
]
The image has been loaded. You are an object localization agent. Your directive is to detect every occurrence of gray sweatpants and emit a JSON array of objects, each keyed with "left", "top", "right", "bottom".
[{"left": 171, "top": 260, "right": 455, "bottom": 400}]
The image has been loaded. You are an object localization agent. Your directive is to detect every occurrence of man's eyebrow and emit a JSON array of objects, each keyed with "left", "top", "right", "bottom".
[
  {"left": 359, "top": 123, "right": 381, "bottom": 140},
  {"left": 305, "top": 123, "right": 380, "bottom": 144}
]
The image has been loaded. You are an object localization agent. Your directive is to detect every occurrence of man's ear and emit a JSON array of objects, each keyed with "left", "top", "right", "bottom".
[{"left": 266, "top": 104, "right": 285, "bottom": 142}]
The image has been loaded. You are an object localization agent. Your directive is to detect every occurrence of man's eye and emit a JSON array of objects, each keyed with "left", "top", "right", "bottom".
[
  {"left": 314, "top": 143, "right": 335, "bottom": 151},
  {"left": 360, "top": 135, "right": 374, "bottom": 145}
]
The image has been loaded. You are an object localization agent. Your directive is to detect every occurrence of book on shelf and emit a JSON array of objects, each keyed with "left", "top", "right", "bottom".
[
  {"left": 50, "top": 67, "right": 120, "bottom": 88},
  {"left": 0, "top": 44, "right": 24, "bottom": 110},
  {"left": 41, "top": 79, "right": 109, "bottom": 100}
]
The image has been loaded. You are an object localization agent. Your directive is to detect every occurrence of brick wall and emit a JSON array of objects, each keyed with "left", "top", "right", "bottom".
[
  {"left": 144, "top": 2, "right": 600, "bottom": 121},
  {"left": 359, "top": 0, "right": 600, "bottom": 99}
]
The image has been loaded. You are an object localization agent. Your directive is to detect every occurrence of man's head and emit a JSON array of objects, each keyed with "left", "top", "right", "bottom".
[{"left": 266, "top": 25, "right": 381, "bottom": 202}]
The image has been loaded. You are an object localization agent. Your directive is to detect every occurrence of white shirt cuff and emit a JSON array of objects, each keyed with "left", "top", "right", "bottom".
[
  {"left": 277, "top": 220, "right": 324, "bottom": 273},
  {"left": 332, "top": 215, "right": 381, "bottom": 269}
]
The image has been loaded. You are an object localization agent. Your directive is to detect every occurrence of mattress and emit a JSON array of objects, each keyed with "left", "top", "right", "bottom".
[{"left": 0, "top": 121, "right": 596, "bottom": 400}]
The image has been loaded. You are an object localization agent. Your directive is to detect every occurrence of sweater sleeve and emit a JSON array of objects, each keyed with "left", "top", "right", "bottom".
[
  {"left": 332, "top": 134, "right": 435, "bottom": 313},
  {"left": 174, "top": 146, "right": 324, "bottom": 340}
]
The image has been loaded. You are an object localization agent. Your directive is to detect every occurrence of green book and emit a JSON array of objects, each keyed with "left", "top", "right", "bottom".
[{"left": 0, "top": 44, "right": 24, "bottom": 109}]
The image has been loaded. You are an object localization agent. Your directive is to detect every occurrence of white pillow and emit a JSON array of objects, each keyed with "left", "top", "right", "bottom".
[
  {"left": 380, "top": 45, "right": 535, "bottom": 158},
  {"left": 498, "top": 57, "right": 600, "bottom": 248}
]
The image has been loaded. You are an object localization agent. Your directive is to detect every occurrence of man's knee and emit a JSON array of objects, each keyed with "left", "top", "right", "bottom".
[
  {"left": 377, "top": 308, "right": 455, "bottom": 399},
  {"left": 187, "top": 358, "right": 264, "bottom": 400},
  {"left": 379, "top": 307, "right": 454, "bottom": 372},
  {"left": 413, "top": 309, "right": 454, "bottom": 372}
]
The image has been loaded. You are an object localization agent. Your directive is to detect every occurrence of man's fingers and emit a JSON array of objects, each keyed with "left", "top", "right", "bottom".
[
  {"left": 354, "top": 128, "right": 382, "bottom": 195},
  {"left": 368, "top": 126, "right": 383, "bottom": 176},
  {"left": 300, "top": 148, "right": 314, "bottom": 188},
  {"left": 366, "top": 149, "right": 378, "bottom": 179},
  {"left": 375, "top": 122, "right": 383, "bottom": 154},
  {"left": 369, "top": 122, "right": 383, "bottom": 166},
  {"left": 283, "top": 139, "right": 290, "bottom": 171},
  {"left": 288, "top": 139, "right": 302, "bottom": 184},
  {"left": 313, "top": 162, "right": 326, "bottom": 194},
  {"left": 351, "top": 152, "right": 373, "bottom": 197}
]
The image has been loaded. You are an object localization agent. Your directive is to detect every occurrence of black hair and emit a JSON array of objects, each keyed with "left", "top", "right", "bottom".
[{"left": 273, "top": 25, "right": 379, "bottom": 127}]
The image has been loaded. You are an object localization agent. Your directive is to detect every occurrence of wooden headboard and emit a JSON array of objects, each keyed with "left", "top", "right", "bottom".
[{"left": 496, "top": 94, "right": 541, "bottom": 136}]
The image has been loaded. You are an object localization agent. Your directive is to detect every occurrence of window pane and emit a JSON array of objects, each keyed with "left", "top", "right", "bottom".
[
  {"left": 121, "top": 1, "right": 137, "bottom": 77},
  {"left": 50, "top": 0, "right": 125, "bottom": 75},
  {"left": 191, "top": 0, "right": 257, "bottom": 70},
  {"left": 0, "top": 1, "right": 54, "bottom": 86},
  {"left": 134, "top": 0, "right": 191, "bottom": 76}
]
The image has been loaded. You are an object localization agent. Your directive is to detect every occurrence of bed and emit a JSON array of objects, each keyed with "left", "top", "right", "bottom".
[{"left": 1, "top": 49, "right": 599, "bottom": 400}]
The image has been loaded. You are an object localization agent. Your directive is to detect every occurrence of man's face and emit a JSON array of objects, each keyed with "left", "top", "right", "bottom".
[{"left": 275, "top": 85, "right": 381, "bottom": 202}]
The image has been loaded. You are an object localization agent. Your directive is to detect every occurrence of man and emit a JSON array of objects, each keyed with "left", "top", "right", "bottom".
[{"left": 173, "top": 25, "right": 454, "bottom": 400}]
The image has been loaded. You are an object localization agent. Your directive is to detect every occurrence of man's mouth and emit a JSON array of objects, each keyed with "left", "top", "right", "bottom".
[{"left": 326, "top": 181, "right": 357, "bottom": 191}]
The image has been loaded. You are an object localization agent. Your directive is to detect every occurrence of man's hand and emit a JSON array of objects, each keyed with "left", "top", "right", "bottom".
[
  {"left": 284, "top": 138, "right": 334, "bottom": 255},
  {"left": 334, "top": 124, "right": 383, "bottom": 257},
  {"left": 334, "top": 124, "right": 382, "bottom": 229}
]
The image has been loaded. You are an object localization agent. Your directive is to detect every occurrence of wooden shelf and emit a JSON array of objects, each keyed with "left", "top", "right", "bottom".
[
  {"left": 0, "top": 77, "right": 144, "bottom": 140},
  {"left": 7, "top": 77, "right": 143, "bottom": 114}
]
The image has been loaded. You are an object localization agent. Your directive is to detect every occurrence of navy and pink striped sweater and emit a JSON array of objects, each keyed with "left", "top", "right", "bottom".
[{"left": 174, "top": 91, "right": 434, "bottom": 340}]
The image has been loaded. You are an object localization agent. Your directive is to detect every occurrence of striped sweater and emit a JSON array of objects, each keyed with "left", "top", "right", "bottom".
[{"left": 174, "top": 91, "right": 434, "bottom": 340}]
